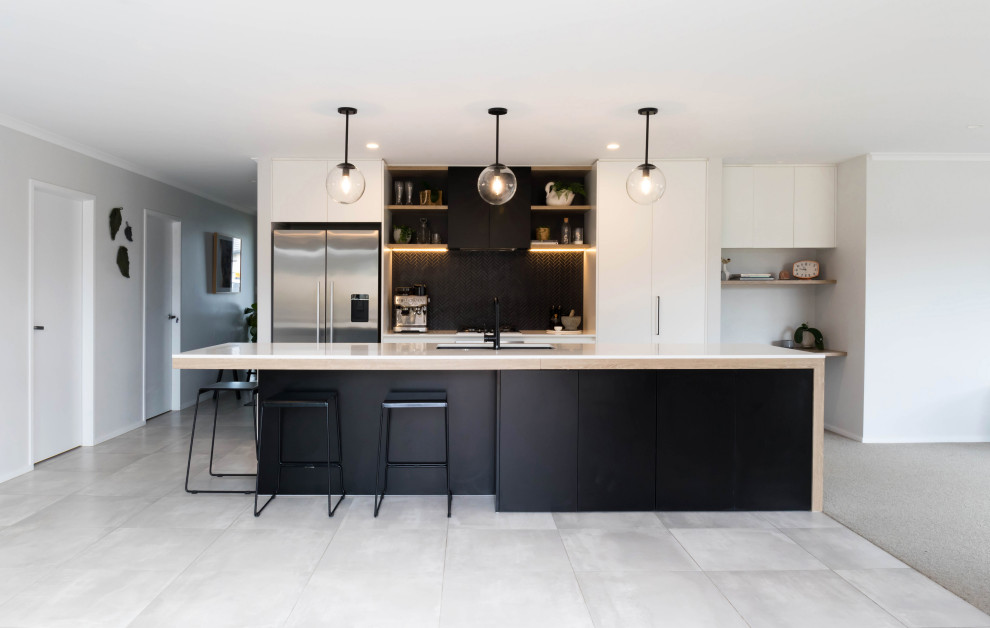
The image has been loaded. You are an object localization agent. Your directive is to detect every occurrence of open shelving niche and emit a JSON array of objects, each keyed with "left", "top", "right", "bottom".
[{"left": 382, "top": 164, "right": 598, "bottom": 336}]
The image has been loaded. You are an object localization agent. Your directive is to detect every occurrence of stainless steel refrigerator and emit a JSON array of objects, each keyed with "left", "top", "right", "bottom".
[{"left": 272, "top": 227, "right": 380, "bottom": 343}]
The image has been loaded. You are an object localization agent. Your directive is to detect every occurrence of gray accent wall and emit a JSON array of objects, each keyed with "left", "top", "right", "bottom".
[{"left": 0, "top": 123, "right": 256, "bottom": 482}]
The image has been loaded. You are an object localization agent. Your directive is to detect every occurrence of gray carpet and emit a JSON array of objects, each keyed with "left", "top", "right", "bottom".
[{"left": 825, "top": 431, "right": 990, "bottom": 614}]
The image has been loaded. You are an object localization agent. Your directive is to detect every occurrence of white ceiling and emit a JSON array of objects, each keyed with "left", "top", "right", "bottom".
[{"left": 1, "top": 0, "right": 988, "bottom": 212}]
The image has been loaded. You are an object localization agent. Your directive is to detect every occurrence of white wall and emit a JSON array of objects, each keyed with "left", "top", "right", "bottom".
[
  {"left": 816, "top": 156, "right": 869, "bottom": 440},
  {"left": 861, "top": 157, "right": 990, "bottom": 442},
  {"left": 0, "top": 123, "right": 256, "bottom": 482},
  {"left": 721, "top": 248, "right": 825, "bottom": 344}
]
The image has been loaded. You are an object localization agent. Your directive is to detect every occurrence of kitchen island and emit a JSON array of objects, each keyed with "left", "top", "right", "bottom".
[{"left": 173, "top": 343, "right": 825, "bottom": 512}]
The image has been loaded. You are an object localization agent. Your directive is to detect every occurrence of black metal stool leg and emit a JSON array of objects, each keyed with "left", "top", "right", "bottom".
[
  {"left": 374, "top": 405, "right": 386, "bottom": 517},
  {"left": 184, "top": 390, "right": 204, "bottom": 494},
  {"left": 208, "top": 390, "right": 221, "bottom": 476},
  {"left": 445, "top": 403, "right": 451, "bottom": 518},
  {"left": 255, "top": 406, "right": 279, "bottom": 516}
]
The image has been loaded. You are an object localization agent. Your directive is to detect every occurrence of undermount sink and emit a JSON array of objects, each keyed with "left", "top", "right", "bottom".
[{"left": 436, "top": 342, "right": 554, "bottom": 350}]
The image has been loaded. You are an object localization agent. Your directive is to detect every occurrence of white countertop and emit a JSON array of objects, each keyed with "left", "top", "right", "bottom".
[{"left": 173, "top": 342, "right": 824, "bottom": 371}]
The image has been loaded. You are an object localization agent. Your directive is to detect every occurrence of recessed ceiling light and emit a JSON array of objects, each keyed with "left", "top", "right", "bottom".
[
  {"left": 366, "top": 142, "right": 379, "bottom": 149},
  {"left": 606, "top": 143, "right": 620, "bottom": 150},
  {"left": 967, "top": 124, "right": 984, "bottom": 129}
]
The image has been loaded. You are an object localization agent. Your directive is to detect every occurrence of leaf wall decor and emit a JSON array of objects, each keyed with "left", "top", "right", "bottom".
[
  {"left": 116, "top": 246, "right": 130, "bottom": 278},
  {"left": 124, "top": 222, "right": 133, "bottom": 242},
  {"left": 109, "top": 207, "right": 122, "bottom": 240}
]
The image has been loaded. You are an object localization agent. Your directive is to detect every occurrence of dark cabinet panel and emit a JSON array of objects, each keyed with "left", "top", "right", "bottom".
[
  {"left": 734, "top": 369, "right": 813, "bottom": 510},
  {"left": 447, "top": 166, "right": 531, "bottom": 250},
  {"left": 498, "top": 371, "right": 578, "bottom": 511},
  {"left": 447, "top": 167, "right": 490, "bottom": 250},
  {"left": 657, "top": 370, "right": 735, "bottom": 510},
  {"left": 489, "top": 167, "right": 531, "bottom": 249},
  {"left": 578, "top": 371, "right": 656, "bottom": 511}
]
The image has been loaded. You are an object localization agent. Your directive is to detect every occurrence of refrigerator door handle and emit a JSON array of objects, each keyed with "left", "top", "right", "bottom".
[
  {"left": 655, "top": 296, "right": 661, "bottom": 337},
  {"left": 329, "top": 281, "right": 334, "bottom": 343},
  {"left": 316, "top": 282, "right": 321, "bottom": 343}
]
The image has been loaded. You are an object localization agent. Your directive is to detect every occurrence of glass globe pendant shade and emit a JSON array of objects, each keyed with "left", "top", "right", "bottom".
[
  {"left": 326, "top": 163, "right": 365, "bottom": 204},
  {"left": 626, "top": 163, "right": 666, "bottom": 204},
  {"left": 477, "top": 164, "right": 517, "bottom": 205}
]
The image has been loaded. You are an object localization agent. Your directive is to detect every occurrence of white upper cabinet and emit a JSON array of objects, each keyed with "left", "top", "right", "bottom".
[
  {"left": 721, "top": 165, "right": 836, "bottom": 248},
  {"left": 722, "top": 166, "right": 754, "bottom": 247},
  {"left": 753, "top": 166, "right": 795, "bottom": 247},
  {"left": 793, "top": 166, "right": 836, "bottom": 247},
  {"left": 595, "top": 160, "right": 709, "bottom": 344},
  {"left": 272, "top": 159, "right": 383, "bottom": 223},
  {"left": 272, "top": 160, "right": 328, "bottom": 222}
]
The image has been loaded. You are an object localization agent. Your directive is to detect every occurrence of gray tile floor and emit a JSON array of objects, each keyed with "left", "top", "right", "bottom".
[{"left": 1, "top": 398, "right": 988, "bottom": 628}]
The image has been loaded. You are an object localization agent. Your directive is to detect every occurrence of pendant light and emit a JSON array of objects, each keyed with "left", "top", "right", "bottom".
[
  {"left": 326, "top": 106, "right": 366, "bottom": 204},
  {"left": 477, "top": 107, "right": 517, "bottom": 205},
  {"left": 626, "top": 107, "right": 666, "bottom": 204}
]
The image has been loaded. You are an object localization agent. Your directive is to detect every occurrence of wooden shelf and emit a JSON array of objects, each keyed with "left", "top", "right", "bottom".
[
  {"left": 386, "top": 243, "right": 448, "bottom": 251},
  {"left": 386, "top": 165, "right": 448, "bottom": 172},
  {"left": 531, "top": 165, "right": 593, "bottom": 173},
  {"left": 792, "top": 347, "right": 848, "bottom": 357},
  {"left": 529, "top": 243, "right": 593, "bottom": 250},
  {"left": 388, "top": 205, "right": 447, "bottom": 211},
  {"left": 531, "top": 205, "right": 591, "bottom": 212},
  {"left": 722, "top": 279, "right": 836, "bottom": 286}
]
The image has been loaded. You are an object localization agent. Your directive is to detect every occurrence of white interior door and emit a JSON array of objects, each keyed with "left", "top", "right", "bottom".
[
  {"left": 145, "top": 211, "right": 180, "bottom": 419},
  {"left": 32, "top": 189, "right": 84, "bottom": 462}
]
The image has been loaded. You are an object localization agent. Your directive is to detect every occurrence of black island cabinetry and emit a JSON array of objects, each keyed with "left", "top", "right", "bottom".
[
  {"left": 498, "top": 369, "right": 812, "bottom": 512},
  {"left": 255, "top": 367, "right": 813, "bottom": 512}
]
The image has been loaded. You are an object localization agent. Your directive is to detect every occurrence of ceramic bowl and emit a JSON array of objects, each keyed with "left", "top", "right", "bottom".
[{"left": 561, "top": 316, "right": 581, "bottom": 331}]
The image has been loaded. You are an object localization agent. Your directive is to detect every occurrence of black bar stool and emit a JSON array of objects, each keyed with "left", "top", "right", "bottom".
[
  {"left": 184, "top": 381, "right": 259, "bottom": 495},
  {"left": 375, "top": 391, "right": 451, "bottom": 518},
  {"left": 255, "top": 391, "right": 345, "bottom": 517}
]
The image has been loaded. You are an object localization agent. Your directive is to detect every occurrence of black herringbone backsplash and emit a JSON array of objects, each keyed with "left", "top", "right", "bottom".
[{"left": 391, "top": 251, "right": 584, "bottom": 330}]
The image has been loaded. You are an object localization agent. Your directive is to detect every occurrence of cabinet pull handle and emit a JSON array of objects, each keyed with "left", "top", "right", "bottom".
[
  {"left": 655, "top": 297, "right": 661, "bottom": 336},
  {"left": 329, "top": 281, "right": 335, "bottom": 344}
]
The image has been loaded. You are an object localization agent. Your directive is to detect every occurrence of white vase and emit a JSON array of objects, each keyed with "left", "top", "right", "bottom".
[{"left": 544, "top": 182, "right": 575, "bottom": 206}]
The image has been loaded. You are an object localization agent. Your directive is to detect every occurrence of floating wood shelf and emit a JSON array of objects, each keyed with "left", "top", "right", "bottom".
[
  {"left": 386, "top": 243, "right": 448, "bottom": 251},
  {"left": 386, "top": 165, "right": 448, "bottom": 172},
  {"left": 792, "top": 347, "right": 848, "bottom": 357},
  {"left": 531, "top": 165, "right": 593, "bottom": 173},
  {"left": 387, "top": 205, "right": 447, "bottom": 211},
  {"left": 529, "top": 243, "right": 593, "bottom": 250},
  {"left": 531, "top": 205, "right": 591, "bottom": 212},
  {"left": 721, "top": 279, "right": 837, "bottom": 286}
]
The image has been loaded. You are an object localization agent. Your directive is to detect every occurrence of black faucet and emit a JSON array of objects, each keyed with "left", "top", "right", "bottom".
[{"left": 484, "top": 297, "right": 500, "bottom": 350}]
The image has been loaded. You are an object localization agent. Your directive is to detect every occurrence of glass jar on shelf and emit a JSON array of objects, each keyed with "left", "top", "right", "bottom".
[{"left": 417, "top": 218, "right": 431, "bottom": 244}]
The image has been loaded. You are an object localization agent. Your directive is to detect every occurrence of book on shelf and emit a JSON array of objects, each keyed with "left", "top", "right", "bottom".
[
  {"left": 531, "top": 240, "right": 559, "bottom": 245},
  {"left": 729, "top": 273, "right": 774, "bottom": 280}
]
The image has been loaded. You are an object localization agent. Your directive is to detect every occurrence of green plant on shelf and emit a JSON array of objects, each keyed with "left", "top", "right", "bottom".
[
  {"left": 244, "top": 303, "right": 257, "bottom": 342},
  {"left": 547, "top": 181, "right": 586, "bottom": 199},
  {"left": 794, "top": 323, "right": 824, "bottom": 350}
]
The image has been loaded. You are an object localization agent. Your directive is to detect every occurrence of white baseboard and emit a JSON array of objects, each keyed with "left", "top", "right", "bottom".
[
  {"left": 0, "top": 464, "right": 35, "bottom": 484},
  {"left": 861, "top": 434, "right": 990, "bottom": 444},
  {"left": 94, "top": 420, "right": 145, "bottom": 445},
  {"left": 825, "top": 424, "right": 863, "bottom": 442}
]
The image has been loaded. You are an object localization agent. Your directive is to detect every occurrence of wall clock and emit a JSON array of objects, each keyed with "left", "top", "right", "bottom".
[{"left": 792, "top": 260, "right": 820, "bottom": 279}]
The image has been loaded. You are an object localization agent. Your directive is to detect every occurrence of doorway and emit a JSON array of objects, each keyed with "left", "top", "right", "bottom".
[
  {"left": 144, "top": 210, "right": 182, "bottom": 419},
  {"left": 29, "top": 181, "right": 95, "bottom": 462}
]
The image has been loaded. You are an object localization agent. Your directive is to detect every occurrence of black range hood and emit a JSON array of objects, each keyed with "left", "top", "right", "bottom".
[{"left": 447, "top": 166, "right": 531, "bottom": 250}]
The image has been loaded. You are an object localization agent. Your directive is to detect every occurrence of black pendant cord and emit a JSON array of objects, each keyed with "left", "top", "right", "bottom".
[
  {"left": 644, "top": 111, "right": 650, "bottom": 166},
  {"left": 344, "top": 111, "right": 350, "bottom": 167},
  {"left": 494, "top": 113, "right": 500, "bottom": 166}
]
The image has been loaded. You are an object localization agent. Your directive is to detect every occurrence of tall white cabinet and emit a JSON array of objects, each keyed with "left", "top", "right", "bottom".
[{"left": 596, "top": 160, "right": 710, "bottom": 344}]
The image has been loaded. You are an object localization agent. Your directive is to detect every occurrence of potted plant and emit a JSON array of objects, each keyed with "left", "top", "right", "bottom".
[
  {"left": 392, "top": 225, "right": 413, "bottom": 244},
  {"left": 244, "top": 303, "right": 257, "bottom": 342},
  {"left": 544, "top": 181, "right": 586, "bottom": 206}
]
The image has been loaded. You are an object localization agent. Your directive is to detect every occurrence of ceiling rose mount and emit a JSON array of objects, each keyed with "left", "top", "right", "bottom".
[
  {"left": 626, "top": 106, "right": 666, "bottom": 205},
  {"left": 477, "top": 107, "right": 517, "bottom": 205},
  {"left": 326, "top": 106, "right": 365, "bottom": 204}
]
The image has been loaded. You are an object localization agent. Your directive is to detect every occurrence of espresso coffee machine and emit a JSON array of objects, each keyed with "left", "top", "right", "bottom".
[{"left": 393, "top": 285, "right": 429, "bottom": 332}]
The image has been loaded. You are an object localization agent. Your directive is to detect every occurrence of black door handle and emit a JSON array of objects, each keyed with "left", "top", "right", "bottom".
[
  {"left": 168, "top": 314, "right": 179, "bottom": 322},
  {"left": 33, "top": 326, "right": 44, "bottom": 330}
]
